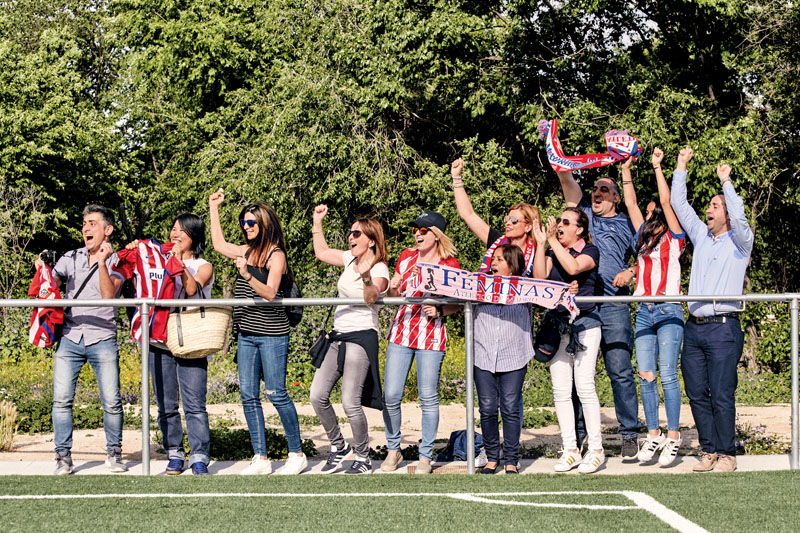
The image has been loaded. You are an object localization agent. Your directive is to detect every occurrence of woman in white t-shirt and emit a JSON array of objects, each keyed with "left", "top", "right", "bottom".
[
  {"left": 147, "top": 213, "right": 214, "bottom": 475},
  {"left": 309, "top": 205, "right": 390, "bottom": 475}
]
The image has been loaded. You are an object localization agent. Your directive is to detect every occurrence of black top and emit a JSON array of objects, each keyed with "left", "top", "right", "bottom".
[
  {"left": 233, "top": 258, "right": 289, "bottom": 337},
  {"left": 546, "top": 242, "right": 602, "bottom": 314}
]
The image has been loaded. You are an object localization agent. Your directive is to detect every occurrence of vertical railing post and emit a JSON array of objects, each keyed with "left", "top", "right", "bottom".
[
  {"left": 790, "top": 297, "right": 798, "bottom": 470},
  {"left": 140, "top": 301, "right": 151, "bottom": 476},
  {"left": 464, "top": 302, "right": 475, "bottom": 474}
]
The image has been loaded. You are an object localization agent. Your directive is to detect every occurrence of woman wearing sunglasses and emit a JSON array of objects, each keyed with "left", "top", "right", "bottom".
[
  {"left": 451, "top": 158, "right": 540, "bottom": 276},
  {"left": 611, "top": 149, "right": 686, "bottom": 466},
  {"left": 533, "top": 208, "right": 605, "bottom": 473},
  {"left": 208, "top": 190, "right": 307, "bottom": 476},
  {"left": 380, "top": 211, "right": 459, "bottom": 474},
  {"left": 310, "top": 204, "right": 390, "bottom": 475}
]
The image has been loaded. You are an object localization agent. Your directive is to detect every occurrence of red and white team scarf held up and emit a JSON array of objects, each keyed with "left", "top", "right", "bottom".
[{"left": 538, "top": 119, "right": 643, "bottom": 172}]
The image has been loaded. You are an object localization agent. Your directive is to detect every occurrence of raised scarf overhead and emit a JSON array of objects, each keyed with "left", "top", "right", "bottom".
[
  {"left": 538, "top": 119, "right": 643, "bottom": 172},
  {"left": 479, "top": 236, "right": 536, "bottom": 277}
]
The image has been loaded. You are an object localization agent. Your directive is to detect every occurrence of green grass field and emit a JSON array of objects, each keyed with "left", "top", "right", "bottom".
[{"left": 1, "top": 471, "right": 798, "bottom": 532}]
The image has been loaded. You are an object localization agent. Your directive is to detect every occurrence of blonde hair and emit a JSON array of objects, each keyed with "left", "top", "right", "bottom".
[
  {"left": 355, "top": 217, "right": 388, "bottom": 267},
  {"left": 428, "top": 226, "right": 457, "bottom": 260},
  {"left": 510, "top": 202, "right": 541, "bottom": 240}
]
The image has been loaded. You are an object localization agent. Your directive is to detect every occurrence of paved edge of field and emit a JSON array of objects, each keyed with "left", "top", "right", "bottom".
[{"left": 0, "top": 454, "right": 791, "bottom": 476}]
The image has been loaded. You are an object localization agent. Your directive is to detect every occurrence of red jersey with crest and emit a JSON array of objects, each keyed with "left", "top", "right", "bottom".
[
  {"left": 28, "top": 264, "right": 64, "bottom": 348},
  {"left": 387, "top": 249, "right": 460, "bottom": 351},
  {"left": 112, "top": 239, "right": 184, "bottom": 343}
]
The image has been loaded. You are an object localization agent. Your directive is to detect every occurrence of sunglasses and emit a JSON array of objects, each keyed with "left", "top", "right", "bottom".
[
  {"left": 239, "top": 219, "right": 257, "bottom": 228},
  {"left": 558, "top": 218, "right": 581, "bottom": 227},
  {"left": 413, "top": 227, "right": 431, "bottom": 235},
  {"left": 503, "top": 215, "right": 521, "bottom": 225},
  {"left": 346, "top": 230, "right": 363, "bottom": 239}
]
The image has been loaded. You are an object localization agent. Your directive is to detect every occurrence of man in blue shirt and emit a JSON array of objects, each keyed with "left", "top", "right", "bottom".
[
  {"left": 557, "top": 170, "right": 641, "bottom": 458},
  {"left": 670, "top": 147, "right": 753, "bottom": 473}
]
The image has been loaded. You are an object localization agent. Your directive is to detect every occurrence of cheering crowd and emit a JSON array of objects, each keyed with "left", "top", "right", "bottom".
[{"left": 33, "top": 146, "right": 753, "bottom": 476}]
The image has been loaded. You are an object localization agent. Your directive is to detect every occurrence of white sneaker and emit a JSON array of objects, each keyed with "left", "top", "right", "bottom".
[
  {"left": 241, "top": 455, "right": 272, "bottom": 475},
  {"left": 553, "top": 450, "right": 582, "bottom": 472},
  {"left": 278, "top": 452, "right": 308, "bottom": 475},
  {"left": 105, "top": 446, "right": 128, "bottom": 473},
  {"left": 577, "top": 450, "right": 605, "bottom": 474},
  {"left": 475, "top": 448, "right": 488, "bottom": 468},
  {"left": 658, "top": 436, "right": 682, "bottom": 467},
  {"left": 637, "top": 432, "right": 667, "bottom": 462}
]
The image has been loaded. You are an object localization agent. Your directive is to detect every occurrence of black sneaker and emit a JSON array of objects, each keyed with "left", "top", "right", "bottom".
[
  {"left": 621, "top": 436, "right": 639, "bottom": 460},
  {"left": 320, "top": 443, "right": 352, "bottom": 474},
  {"left": 344, "top": 458, "right": 372, "bottom": 475}
]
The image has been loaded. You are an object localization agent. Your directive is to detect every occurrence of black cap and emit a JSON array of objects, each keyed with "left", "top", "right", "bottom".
[{"left": 409, "top": 211, "right": 447, "bottom": 233}]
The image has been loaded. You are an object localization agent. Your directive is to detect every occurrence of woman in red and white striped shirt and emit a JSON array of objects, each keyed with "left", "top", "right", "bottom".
[
  {"left": 613, "top": 148, "right": 686, "bottom": 467},
  {"left": 380, "top": 211, "right": 459, "bottom": 474}
]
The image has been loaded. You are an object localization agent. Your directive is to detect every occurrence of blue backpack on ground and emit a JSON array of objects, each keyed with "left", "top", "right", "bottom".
[{"left": 436, "top": 430, "right": 483, "bottom": 461}]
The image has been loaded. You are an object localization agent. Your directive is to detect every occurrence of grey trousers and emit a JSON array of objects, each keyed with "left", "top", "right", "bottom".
[{"left": 309, "top": 341, "right": 371, "bottom": 457}]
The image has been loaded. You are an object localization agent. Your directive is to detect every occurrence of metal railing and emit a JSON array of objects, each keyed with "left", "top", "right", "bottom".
[{"left": 4, "top": 292, "right": 798, "bottom": 474}]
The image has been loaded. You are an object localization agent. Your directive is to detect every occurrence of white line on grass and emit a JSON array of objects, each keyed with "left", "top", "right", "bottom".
[{"left": 0, "top": 490, "right": 708, "bottom": 532}]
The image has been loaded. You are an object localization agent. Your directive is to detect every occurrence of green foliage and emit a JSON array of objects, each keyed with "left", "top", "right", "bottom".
[
  {"left": 735, "top": 422, "right": 790, "bottom": 455},
  {"left": 155, "top": 426, "right": 318, "bottom": 461}
]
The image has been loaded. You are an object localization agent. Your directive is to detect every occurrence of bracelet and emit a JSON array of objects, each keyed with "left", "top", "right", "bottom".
[
  {"left": 652, "top": 166, "right": 661, "bottom": 170},
  {"left": 245, "top": 274, "right": 253, "bottom": 282},
  {"left": 622, "top": 181, "right": 632, "bottom": 185},
  {"left": 435, "top": 305, "right": 444, "bottom": 318},
  {"left": 312, "top": 230, "right": 322, "bottom": 234},
  {"left": 721, "top": 178, "right": 732, "bottom": 187},
  {"left": 452, "top": 183, "right": 465, "bottom": 189},
  {"left": 363, "top": 278, "right": 373, "bottom": 286}
]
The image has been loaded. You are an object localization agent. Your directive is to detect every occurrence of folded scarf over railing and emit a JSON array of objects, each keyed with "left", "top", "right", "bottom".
[
  {"left": 410, "top": 263, "right": 579, "bottom": 321},
  {"left": 538, "top": 119, "right": 643, "bottom": 172}
]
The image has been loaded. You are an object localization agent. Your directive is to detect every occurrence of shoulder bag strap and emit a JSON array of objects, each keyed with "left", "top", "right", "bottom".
[{"left": 73, "top": 261, "right": 99, "bottom": 299}]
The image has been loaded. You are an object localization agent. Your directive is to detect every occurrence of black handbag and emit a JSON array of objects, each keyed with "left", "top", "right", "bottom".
[
  {"left": 533, "top": 310, "right": 563, "bottom": 363},
  {"left": 310, "top": 306, "right": 334, "bottom": 368},
  {"left": 281, "top": 273, "right": 303, "bottom": 327}
]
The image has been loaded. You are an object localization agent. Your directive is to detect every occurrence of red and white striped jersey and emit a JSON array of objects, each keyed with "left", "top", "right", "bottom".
[
  {"left": 387, "top": 249, "right": 460, "bottom": 351},
  {"left": 112, "top": 239, "right": 184, "bottom": 343},
  {"left": 633, "top": 229, "right": 685, "bottom": 297},
  {"left": 27, "top": 264, "right": 64, "bottom": 348}
]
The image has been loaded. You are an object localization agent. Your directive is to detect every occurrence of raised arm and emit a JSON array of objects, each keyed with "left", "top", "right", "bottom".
[
  {"left": 312, "top": 204, "right": 346, "bottom": 267},
  {"left": 209, "top": 189, "right": 248, "bottom": 259},
  {"left": 355, "top": 258, "right": 388, "bottom": 306},
  {"left": 652, "top": 147, "right": 683, "bottom": 235},
  {"left": 717, "top": 165, "right": 754, "bottom": 255},
  {"left": 532, "top": 222, "right": 552, "bottom": 279},
  {"left": 450, "top": 158, "right": 491, "bottom": 244},
  {"left": 620, "top": 156, "right": 644, "bottom": 230},
  {"left": 669, "top": 146, "right": 705, "bottom": 243},
  {"left": 556, "top": 170, "right": 583, "bottom": 207}
]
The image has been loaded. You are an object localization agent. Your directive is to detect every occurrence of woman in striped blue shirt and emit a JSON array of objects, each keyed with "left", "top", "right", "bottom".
[{"left": 473, "top": 244, "right": 535, "bottom": 474}]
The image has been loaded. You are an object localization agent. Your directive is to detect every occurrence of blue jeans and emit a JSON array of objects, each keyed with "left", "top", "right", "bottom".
[
  {"left": 237, "top": 334, "right": 302, "bottom": 454},
  {"left": 682, "top": 318, "right": 744, "bottom": 456},
  {"left": 52, "top": 337, "right": 122, "bottom": 455},
  {"left": 597, "top": 302, "right": 640, "bottom": 438},
  {"left": 474, "top": 365, "right": 527, "bottom": 466},
  {"left": 635, "top": 303, "right": 684, "bottom": 432},
  {"left": 150, "top": 346, "right": 210, "bottom": 466},
  {"left": 382, "top": 342, "right": 445, "bottom": 460}
]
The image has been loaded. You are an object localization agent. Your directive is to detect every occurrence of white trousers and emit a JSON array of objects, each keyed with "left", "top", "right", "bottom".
[{"left": 548, "top": 327, "right": 603, "bottom": 451}]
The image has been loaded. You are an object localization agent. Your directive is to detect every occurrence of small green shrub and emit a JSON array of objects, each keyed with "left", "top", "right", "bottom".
[
  {"left": 369, "top": 444, "right": 419, "bottom": 461},
  {"left": 735, "top": 422, "right": 790, "bottom": 455}
]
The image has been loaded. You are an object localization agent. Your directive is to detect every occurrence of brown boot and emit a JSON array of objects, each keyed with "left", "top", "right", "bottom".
[
  {"left": 713, "top": 454, "right": 737, "bottom": 472},
  {"left": 692, "top": 451, "right": 718, "bottom": 472}
]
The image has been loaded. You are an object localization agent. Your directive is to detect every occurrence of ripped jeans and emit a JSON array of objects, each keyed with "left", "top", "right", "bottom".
[{"left": 634, "top": 303, "right": 684, "bottom": 432}]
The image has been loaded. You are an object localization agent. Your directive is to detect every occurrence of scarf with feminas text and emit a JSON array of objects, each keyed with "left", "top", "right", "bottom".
[
  {"left": 479, "top": 236, "right": 536, "bottom": 277},
  {"left": 538, "top": 119, "right": 643, "bottom": 172}
]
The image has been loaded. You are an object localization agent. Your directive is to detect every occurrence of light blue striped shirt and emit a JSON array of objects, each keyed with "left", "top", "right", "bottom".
[
  {"left": 474, "top": 303, "right": 534, "bottom": 373},
  {"left": 670, "top": 169, "right": 754, "bottom": 317}
]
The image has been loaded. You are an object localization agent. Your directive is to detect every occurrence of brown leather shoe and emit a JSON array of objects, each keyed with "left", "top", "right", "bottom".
[
  {"left": 692, "top": 452, "right": 718, "bottom": 472},
  {"left": 713, "top": 454, "right": 737, "bottom": 472},
  {"left": 380, "top": 451, "right": 403, "bottom": 472}
]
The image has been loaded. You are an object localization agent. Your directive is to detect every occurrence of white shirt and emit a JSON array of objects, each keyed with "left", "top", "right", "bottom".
[{"left": 333, "top": 250, "right": 390, "bottom": 333}]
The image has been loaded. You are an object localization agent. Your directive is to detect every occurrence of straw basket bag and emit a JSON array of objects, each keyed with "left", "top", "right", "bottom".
[{"left": 166, "top": 282, "right": 232, "bottom": 358}]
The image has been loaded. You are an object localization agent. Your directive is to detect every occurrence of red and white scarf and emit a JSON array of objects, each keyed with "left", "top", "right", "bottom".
[
  {"left": 538, "top": 119, "right": 642, "bottom": 172},
  {"left": 479, "top": 236, "right": 536, "bottom": 277}
]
